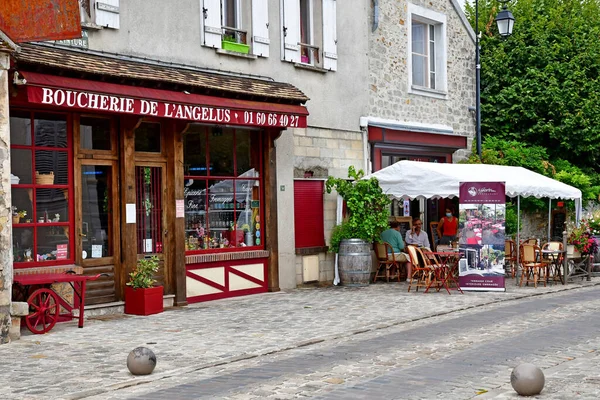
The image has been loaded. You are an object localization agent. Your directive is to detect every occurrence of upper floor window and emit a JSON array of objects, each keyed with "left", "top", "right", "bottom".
[
  {"left": 408, "top": 3, "right": 447, "bottom": 97},
  {"left": 202, "top": 0, "right": 270, "bottom": 57},
  {"left": 282, "top": 0, "right": 337, "bottom": 71},
  {"left": 80, "top": 0, "right": 120, "bottom": 29}
]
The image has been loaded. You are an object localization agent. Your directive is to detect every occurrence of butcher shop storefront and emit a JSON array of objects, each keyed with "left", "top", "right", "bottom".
[{"left": 8, "top": 43, "right": 308, "bottom": 307}]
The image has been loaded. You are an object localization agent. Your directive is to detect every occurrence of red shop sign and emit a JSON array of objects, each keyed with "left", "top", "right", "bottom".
[{"left": 26, "top": 85, "right": 308, "bottom": 128}]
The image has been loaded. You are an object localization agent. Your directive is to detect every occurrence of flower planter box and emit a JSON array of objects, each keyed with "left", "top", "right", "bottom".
[
  {"left": 567, "top": 244, "right": 582, "bottom": 259},
  {"left": 124, "top": 286, "right": 164, "bottom": 316},
  {"left": 221, "top": 40, "right": 250, "bottom": 54}
]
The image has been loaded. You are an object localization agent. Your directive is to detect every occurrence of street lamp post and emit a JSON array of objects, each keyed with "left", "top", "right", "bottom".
[{"left": 475, "top": 0, "right": 515, "bottom": 160}]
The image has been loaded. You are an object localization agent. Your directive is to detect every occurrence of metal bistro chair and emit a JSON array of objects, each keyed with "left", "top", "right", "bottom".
[
  {"left": 407, "top": 245, "right": 433, "bottom": 292},
  {"left": 504, "top": 239, "right": 518, "bottom": 278},
  {"left": 519, "top": 244, "right": 547, "bottom": 288},
  {"left": 373, "top": 242, "right": 405, "bottom": 283}
]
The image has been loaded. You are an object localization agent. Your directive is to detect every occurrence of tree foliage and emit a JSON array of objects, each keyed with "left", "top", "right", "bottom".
[
  {"left": 466, "top": 0, "right": 600, "bottom": 169},
  {"left": 462, "top": 136, "right": 600, "bottom": 210}
]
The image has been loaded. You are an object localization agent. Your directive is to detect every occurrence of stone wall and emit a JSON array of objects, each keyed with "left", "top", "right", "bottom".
[
  {"left": 368, "top": 0, "right": 475, "bottom": 143},
  {"left": 0, "top": 53, "right": 12, "bottom": 344},
  {"left": 285, "top": 127, "right": 365, "bottom": 285}
]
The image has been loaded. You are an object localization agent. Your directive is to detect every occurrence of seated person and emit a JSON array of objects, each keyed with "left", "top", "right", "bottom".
[
  {"left": 381, "top": 221, "right": 413, "bottom": 279},
  {"left": 405, "top": 218, "right": 431, "bottom": 250}
]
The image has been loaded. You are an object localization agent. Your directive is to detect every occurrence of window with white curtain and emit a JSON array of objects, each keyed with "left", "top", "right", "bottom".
[{"left": 408, "top": 3, "right": 447, "bottom": 97}]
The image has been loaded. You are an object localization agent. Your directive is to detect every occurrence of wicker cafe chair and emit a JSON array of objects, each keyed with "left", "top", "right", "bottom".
[
  {"left": 373, "top": 242, "right": 404, "bottom": 283},
  {"left": 523, "top": 238, "right": 538, "bottom": 245},
  {"left": 541, "top": 241, "right": 564, "bottom": 283},
  {"left": 504, "top": 239, "right": 518, "bottom": 278},
  {"left": 519, "top": 244, "right": 547, "bottom": 288},
  {"left": 406, "top": 245, "right": 432, "bottom": 292}
]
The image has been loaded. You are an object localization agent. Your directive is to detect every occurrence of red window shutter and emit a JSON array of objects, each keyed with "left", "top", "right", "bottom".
[{"left": 294, "top": 180, "right": 325, "bottom": 248}]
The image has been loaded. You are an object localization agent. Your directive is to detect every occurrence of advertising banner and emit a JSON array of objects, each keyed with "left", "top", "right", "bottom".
[{"left": 458, "top": 182, "right": 506, "bottom": 292}]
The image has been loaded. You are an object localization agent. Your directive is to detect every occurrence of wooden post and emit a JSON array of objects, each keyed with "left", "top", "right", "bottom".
[
  {"left": 265, "top": 130, "right": 280, "bottom": 293},
  {"left": 170, "top": 121, "right": 188, "bottom": 306},
  {"left": 119, "top": 116, "right": 142, "bottom": 300}
]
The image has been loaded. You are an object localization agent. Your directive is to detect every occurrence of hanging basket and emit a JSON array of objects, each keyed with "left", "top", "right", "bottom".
[{"left": 36, "top": 171, "right": 54, "bottom": 185}]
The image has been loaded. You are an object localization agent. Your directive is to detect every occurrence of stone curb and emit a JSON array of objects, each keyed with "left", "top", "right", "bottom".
[{"left": 64, "top": 281, "right": 600, "bottom": 399}]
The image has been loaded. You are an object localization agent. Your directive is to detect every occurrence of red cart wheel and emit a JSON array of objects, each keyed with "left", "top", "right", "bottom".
[{"left": 25, "top": 288, "right": 60, "bottom": 334}]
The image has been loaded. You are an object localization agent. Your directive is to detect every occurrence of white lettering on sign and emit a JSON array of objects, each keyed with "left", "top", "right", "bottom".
[{"left": 33, "top": 87, "right": 305, "bottom": 128}]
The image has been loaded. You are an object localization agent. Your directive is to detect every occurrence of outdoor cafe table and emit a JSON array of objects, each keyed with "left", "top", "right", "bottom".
[{"left": 541, "top": 249, "right": 565, "bottom": 285}]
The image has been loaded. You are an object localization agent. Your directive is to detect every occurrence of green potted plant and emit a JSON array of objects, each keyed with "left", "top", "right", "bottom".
[
  {"left": 326, "top": 166, "right": 391, "bottom": 285},
  {"left": 221, "top": 34, "right": 250, "bottom": 54},
  {"left": 124, "top": 256, "right": 164, "bottom": 315}
]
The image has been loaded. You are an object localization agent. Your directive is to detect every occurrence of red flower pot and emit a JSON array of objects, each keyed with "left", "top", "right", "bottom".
[{"left": 124, "top": 286, "right": 164, "bottom": 316}]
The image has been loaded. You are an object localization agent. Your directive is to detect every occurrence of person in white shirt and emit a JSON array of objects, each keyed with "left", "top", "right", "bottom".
[{"left": 405, "top": 218, "right": 431, "bottom": 250}]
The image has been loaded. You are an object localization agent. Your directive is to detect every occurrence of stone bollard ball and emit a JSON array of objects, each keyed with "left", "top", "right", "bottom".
[
  {"left": 127, "top": 347, "right": 157, "bottom": 375},
  {"left": 511, "top": 363, "right": 545, "bottom": 396}
]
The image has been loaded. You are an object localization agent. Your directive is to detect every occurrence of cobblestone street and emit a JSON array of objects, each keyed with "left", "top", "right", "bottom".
[{"left": 2, "top": 280, "right": 600, "bottom": 399}]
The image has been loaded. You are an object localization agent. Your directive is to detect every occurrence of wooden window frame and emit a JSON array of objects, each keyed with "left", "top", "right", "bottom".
[
  {"left": 183, "top": 125, "right": 264, "bottom": 254},
  {"left": 11, "top": 109, "right": 75, "bottom": 268}
]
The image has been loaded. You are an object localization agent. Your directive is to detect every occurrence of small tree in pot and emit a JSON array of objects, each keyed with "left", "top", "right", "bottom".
[
  {"left": 326, "top": 166, "right": 391, "bottom": 285},
  {"left": 125, "top": 256, "right": 164, "bottom": 315}
]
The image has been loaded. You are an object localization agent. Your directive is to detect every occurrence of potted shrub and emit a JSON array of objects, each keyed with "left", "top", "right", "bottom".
[
  {"left": 326, "top": 166, "right": 391, "bottom": 285},
  {"left": 124, "top": 256, "right": 164, "bottom": 315},
  {"left": 221, "top": 35, "right": 250, "bottom": 54}
]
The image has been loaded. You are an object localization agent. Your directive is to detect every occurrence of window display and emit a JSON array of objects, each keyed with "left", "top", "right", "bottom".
[
  {"left": 183, "top": 125, "right": 262, "bottom": 252},
  {"left": 10, "top": 110, "right": 72, "bottom": 265}
]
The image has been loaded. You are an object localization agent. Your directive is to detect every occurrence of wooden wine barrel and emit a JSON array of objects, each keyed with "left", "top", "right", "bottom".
[{"left": 338, "top": 239, "right": 372, "bottom": 286}]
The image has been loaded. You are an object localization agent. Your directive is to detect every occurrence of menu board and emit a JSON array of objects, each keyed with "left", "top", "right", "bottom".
[
  {"left": 390, "top": 216, "right": 412, "bottom": 239},
  {"left": 551, "top": 210, "right": 567, "bottom": 240}
]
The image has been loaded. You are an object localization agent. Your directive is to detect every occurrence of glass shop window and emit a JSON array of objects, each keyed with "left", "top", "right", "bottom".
[
  {"left": 10, "top": 110, "right": 73, "bottom": 266},
  {"left": 183, "top": 125, "right": 263, "bottom": 252}
]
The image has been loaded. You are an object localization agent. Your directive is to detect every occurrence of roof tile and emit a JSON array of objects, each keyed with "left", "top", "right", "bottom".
[{"left": 14, "top": 43, "right": 309, "bottom": 104}]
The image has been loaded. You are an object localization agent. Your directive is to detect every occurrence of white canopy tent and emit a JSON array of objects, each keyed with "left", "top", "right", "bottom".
[{"left": 365, "top": 160, "right": 582, "bottom": 213}]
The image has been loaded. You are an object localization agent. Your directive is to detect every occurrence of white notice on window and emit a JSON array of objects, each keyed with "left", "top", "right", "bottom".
[
  {"left": 91, "top": 245, "right": 103, "bottom": 258},
  {"left": 126, "top": 203, "right": 136, "bottom": 223},
  {"left": 144, "top": 239, "right": 153, "bottom": 253},
  {"left": 176, "top": 199, "right": 185, "bottom": 218}
]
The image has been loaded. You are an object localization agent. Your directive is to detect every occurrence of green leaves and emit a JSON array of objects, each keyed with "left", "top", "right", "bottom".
[
  {"left": 468, "top": 0, "right": 600, "bottom": 168},
  {"left": 326, "top": 167, "right": 391, "bottom": 252},
  {"left": 127, "top": 256, "right": 160, "bottom": 289}
]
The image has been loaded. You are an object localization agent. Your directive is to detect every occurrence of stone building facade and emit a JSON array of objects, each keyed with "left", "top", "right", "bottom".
[
  {"left": 1, "top": 0, "right": 475, "bottom": 342},
  {"left": 291, "top": 0, "right": 476, "bottom": 286}
]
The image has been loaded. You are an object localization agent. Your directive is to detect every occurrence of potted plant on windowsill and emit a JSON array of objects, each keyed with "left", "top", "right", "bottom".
[
  {"left": 124, "top": 256, "right": 164, "bottom": 316},
  {"left": 326, "top": 166, "right": 391, "bottom": 286},
  {"left": 221, "top": 35, "right": 250, "bottom": 54},
  {"left": 11, "top": 207, "right": 26, "bottom": 224}
]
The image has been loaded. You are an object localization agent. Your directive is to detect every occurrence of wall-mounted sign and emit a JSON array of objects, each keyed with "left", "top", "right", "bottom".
[{"left": 27, "top": 86, "right": 307, "bottom": 128}]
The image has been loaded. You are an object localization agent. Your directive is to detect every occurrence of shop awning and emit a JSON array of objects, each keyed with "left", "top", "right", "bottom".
[{"left": 20, "top": 71, "right": 308, "bottom": 128}]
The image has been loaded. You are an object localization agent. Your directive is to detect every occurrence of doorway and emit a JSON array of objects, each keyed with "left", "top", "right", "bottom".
[
  {"left": 134, "top": 163, "right": 169, "bottom": 289},
  {"left": 74, "top": 115, "right": 120, "bottom": 304}
]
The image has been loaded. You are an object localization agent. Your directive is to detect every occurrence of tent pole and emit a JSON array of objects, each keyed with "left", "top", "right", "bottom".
[
  {"left": 548, "top": 198, "right": 551, "bottom": 242},
  {"left": 517, "top": 196, "right": 521, "bottom": 273}
]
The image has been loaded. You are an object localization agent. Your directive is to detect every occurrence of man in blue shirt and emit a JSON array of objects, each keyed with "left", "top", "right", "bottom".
[{"left": 380, "top": 221, "right": 413, "bottom": 280}]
